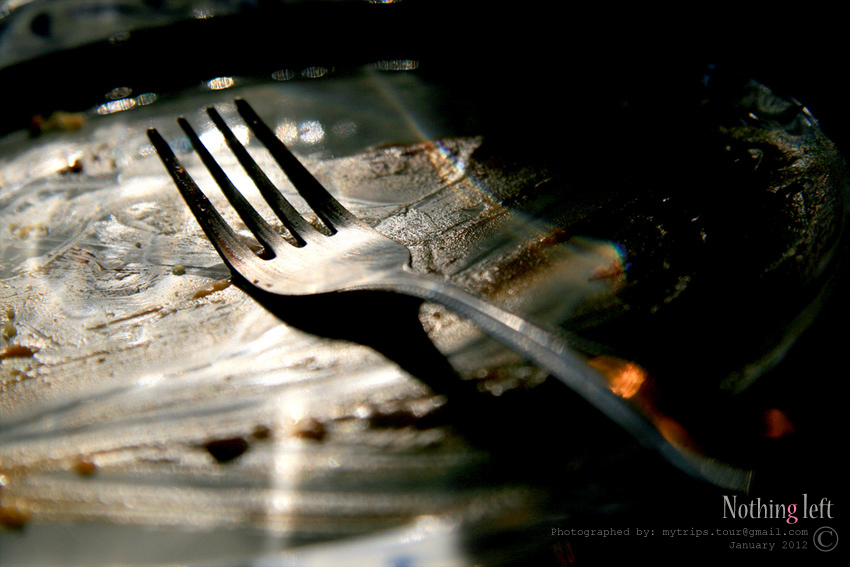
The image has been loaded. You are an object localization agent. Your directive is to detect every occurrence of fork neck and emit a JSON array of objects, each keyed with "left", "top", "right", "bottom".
[{"left": 363, "top": 268, "right": 752, "bottom": 492}]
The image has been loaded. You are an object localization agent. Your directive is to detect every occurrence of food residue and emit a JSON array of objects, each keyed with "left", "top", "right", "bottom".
[
  {"left": 87, "top": 307, "right": 163, "bottom": 330},
  {"left": 0, "top": 345, "right": 37, "bottom": 360},
  {"left": 366, "top": 404, "right": 423, "bottom": 429},
  {"left": 192, "top": 279, "right": 231, "bottom": 299},
  {"left": 29, "top": 111, "right": 86, "bottom": 137},
  {"left": 171, "top": 265, "right": 186, "bottom": 276},
  {"left": 292, "top": 418, "right": 327, "bottom": 441},
  {"left": 59, "top": 159, "right": 84, "bottom": 175},
  {"left": 359, "top": 396, "right": 448, "bottom": 430},
  {"left": 588, "top": 263, "right": 627, "bottom": 282},
  {"left": 73, "top": 458, "right": 98, "bottom": 477},
  {"left": 0, "top": 486, "right": 30, "bottom": 531},
  {"left": 1, "top": 322, "right": 15, "bottom": 340},
  {"left": 251, "top": 424, "right": 272, "bottom": 440},
  {"left": 203, "top": 436, "right": 249, "bottom": 463},
  {"left": 8, "top": 223, "right": 47, "bottom": 239}
]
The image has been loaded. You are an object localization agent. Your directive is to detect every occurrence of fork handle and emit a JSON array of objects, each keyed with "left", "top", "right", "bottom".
[{"left": 376, "top": 268, "right": 751, "bottom": 491}]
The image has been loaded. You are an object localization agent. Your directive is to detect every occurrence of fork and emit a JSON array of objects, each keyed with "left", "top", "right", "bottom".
[{"left": 147, "top": 98, "right": 751, "bottom": 491}]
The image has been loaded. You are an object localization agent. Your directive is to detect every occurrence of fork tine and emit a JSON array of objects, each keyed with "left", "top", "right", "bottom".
[
  {"left": 147, "top": 128, "right": 259, "bottom": 272},
  {"left": 207, "top": 106, "right": 319, "bottom": 246},
  {"left": 178, "top": 117, "right": 291, "bottom": 256},
  {"left": 234, "top": 98, "right": 358, "bottom": 234}
]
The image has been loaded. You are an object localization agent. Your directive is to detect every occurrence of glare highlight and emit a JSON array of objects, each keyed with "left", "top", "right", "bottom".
[
  {"left": 206, "top": 77, "right": 235, "bottom": 91},
  {"left": 96, "top": 98, "right": 136, "bottom": 115}
]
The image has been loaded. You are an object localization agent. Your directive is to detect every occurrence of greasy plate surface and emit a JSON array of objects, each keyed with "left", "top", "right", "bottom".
[{"left": 0, "top": 71, "right": 637, "bottom": 564}]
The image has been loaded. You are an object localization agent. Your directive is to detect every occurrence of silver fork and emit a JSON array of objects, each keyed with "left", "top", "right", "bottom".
[{"left": 147, "top": 98, "right": 751, "bottom": 491}]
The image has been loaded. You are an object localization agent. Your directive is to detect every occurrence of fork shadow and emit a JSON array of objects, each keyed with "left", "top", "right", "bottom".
[
  {"left": 231, "top": 276, "right": 678, "bottom": 489},
  {"left": 231, "top": 276, "right": 729, "bottom": 564}
]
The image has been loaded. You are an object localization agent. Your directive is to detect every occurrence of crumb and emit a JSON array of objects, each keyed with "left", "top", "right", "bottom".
[
  {"left": 73, "top": 458, "right": 98, "bottom": 477},
  {"left": 0, "top": 497, "right": 30, "bottom": 530},
  {"left": 203, "top": 437, "right": 249, "bottom": 463},
  {"left": 1, "top": 322, "right": 15, "bottom": 340},
  {"left": 367, "top": 405, "right": 421, "bottom": 429},
  {"left": 59, "top": 159, "right": 84, "bottom": 175},
  {"left": 0, "top": 345, "right": 37, "bottom": 360},
  {"left": 251, "top": 424, "right": 272, "bottom": 440},
  {"left": 292, "top": 418, "right": 327, "bottom": 441},
  {"left": 356, "top": 396, "right": 448, "bottom": 430}
]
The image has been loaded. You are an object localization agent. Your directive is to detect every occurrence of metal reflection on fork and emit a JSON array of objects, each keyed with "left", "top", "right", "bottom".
[{"left": 147, "top": 98, "right": 752, "bottom": 492}]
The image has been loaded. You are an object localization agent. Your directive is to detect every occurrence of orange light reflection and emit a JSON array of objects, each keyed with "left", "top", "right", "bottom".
[
  {"left": 763, "top": 408, "right": 795, "bottom": 439},
  {"left": 588, "top": 356, "right": 706, "bottom": 455},
  {"left": 588, "top": 355, "right": 646, "bottom": 399}
]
